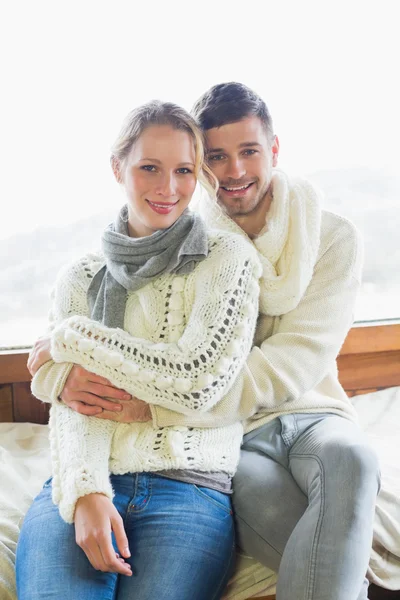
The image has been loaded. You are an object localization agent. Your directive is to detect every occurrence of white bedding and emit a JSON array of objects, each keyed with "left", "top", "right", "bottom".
[{"left": 1, "top": 387, "right": 399, "bottom": 600}]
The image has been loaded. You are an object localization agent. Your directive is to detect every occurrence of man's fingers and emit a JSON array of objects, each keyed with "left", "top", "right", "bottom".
[
  {"left": 88, "top": 382, "right": 131, "bottom": 401},
  {"left": 27, "top": 351, "right": 35, "bottom": 376},
  {"left": 85, "top": 372, "right": 114, "bottom": 387},
  {"left": 65, "top": 400, "right": 103, "bottom": 416},
  {"left": 70, "top": 391, "right": 123, "bottom": 412}
]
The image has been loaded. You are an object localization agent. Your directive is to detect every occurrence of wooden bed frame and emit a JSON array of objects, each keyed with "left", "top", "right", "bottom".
[{"left": 1, "top": 322, "right": 400, "bottom": 599}]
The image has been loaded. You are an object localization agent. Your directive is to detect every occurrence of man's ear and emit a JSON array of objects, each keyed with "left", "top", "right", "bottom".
[
  {"left": 111, "top": 156, "right": 123, "bottom": 183},
  {"left": 272, "top": 135, "right": 280, "bottom": 167}
]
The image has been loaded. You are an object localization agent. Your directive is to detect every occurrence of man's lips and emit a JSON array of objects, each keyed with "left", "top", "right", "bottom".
[
  {"left": 219, "top": 182, "right": 255, "bottom": 197},
  {"left": 146, "top": 200, "right": 179, "bottom": 214}
]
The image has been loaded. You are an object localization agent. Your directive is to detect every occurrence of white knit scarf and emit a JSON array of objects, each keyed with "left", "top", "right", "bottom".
[{"left": 199, "top": 169, "right": 322, "bottom": 316}]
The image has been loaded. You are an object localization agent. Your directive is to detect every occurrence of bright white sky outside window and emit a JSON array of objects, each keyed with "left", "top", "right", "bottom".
[
  {"left": 0, "top": 0, "right": 399, "bottom": 346},
  {"left": 0, "top": 0, "right": 398, "bottom": 239}
]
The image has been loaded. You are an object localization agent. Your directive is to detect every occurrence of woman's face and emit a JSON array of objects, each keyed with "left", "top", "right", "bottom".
[{"left": 117, "top": 125, "right": 197, "bottom": 238}]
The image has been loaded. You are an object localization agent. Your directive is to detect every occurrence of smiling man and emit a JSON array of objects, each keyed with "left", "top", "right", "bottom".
[
  {"left": 185, "top": 83, "right": 379, "bottom": 600},
  {"left": 205, "top": 116, "right": 278, "bottom": 239}
]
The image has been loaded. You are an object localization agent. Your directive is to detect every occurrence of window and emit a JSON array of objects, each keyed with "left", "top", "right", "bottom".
[{"left": 1, "top": 2, "right": 398, "bottom": 347}]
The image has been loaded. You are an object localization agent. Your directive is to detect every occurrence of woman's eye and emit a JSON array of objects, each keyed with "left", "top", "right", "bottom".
[
  {"left": 176, "top": 168, "right": 192, "bottom": 174},
  {"left": 141, "top": 165, "right": 157, "bottom": 172}
]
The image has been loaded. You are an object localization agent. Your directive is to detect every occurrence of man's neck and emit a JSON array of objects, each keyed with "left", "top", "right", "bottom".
[{"left": 232, "top": 187, "right": 273, "bottom": 239}]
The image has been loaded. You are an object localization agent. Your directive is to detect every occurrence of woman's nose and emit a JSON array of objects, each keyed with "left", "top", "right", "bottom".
[{"left": 155, "top": 174, "right": 177, "bottom": 197}]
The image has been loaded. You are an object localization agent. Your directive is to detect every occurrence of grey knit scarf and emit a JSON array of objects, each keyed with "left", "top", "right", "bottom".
[{"left": 87, "top": 205, "right": 209, "bottom": 329}]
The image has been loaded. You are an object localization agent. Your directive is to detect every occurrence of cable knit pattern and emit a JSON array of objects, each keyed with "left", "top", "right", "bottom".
[
  {"left": 40, "top": 230, "right": 261, "bottom": 522},
  {"left": 51, "top": 232, "right": 261, "bottom": 414}
]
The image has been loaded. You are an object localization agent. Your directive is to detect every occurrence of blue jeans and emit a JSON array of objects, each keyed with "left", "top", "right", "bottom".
[
  {"left": 232, "top": 413, "right": 380, "bottom": 600},
  {"left": 16, "top": 473, "right": 235, "bottom": 600}
]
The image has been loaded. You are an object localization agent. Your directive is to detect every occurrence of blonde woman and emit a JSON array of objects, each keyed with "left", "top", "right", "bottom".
[{"left": 15, "top": 101, "right": 261, "bottom": 600}]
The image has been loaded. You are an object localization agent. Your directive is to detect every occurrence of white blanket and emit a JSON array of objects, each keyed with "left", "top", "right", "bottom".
[{"left": 1, "top": 388, "right": 399, "bottom": 600}]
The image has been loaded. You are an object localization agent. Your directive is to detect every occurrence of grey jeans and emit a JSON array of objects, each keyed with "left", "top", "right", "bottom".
[{"left": 232, "top": 413, "right": 380, "bottom": 600}]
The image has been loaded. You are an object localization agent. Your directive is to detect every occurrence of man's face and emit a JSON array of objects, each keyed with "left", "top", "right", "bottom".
[{"left": 205, "top": 116, "right": 279, "bottom": 218}]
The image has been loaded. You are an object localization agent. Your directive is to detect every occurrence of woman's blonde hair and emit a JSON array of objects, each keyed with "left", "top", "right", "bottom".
[{"left": 111, "top": 100, "right": 218, "bottom": 198}]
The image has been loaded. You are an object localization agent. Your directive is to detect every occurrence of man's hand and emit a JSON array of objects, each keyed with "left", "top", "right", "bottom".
[
  {"left": 61, "top": 365, "right": 132, "bottom": 416},
  {"left": 96, "top": 397, "right": 152, "bottom": 423},
  {"left": 27, "top": 337, "right": 52, "bottom": 376},
  {"left": 74, "top": 494, "right": 132, "bottom": 576}
]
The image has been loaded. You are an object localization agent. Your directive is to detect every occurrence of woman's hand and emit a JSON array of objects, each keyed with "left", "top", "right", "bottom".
[
  {"left": 27, "top": 337, "right": 52, "bottom": 375},
  {"left": 74, "top": 493, "right": 132, "bottom": 576}
]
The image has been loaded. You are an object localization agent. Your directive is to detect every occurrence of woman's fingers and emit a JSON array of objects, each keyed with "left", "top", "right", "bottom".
[
  {"left": 111, "top": 513, "right": 131, "bottom": 560},
  {"left": 96, "top": 530, "right": 132, "bottom": 576}
]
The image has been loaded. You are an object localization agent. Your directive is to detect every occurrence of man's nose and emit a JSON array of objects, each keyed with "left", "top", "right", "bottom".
[{"left": 226, "top": 158, "right": 246, "bottom": 180}]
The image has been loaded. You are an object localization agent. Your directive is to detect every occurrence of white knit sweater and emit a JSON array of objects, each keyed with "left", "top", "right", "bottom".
[
  {"left": 151, "top": 208, "right": 362, "bottom": 432},
  {"left": 33, "top": 229, "right": 261, "bottom": 522}
]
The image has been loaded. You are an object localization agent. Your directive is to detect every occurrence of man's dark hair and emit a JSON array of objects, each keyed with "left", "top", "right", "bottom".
[{"left": 192, "top": 82, "right": 274, "bottom": 141}]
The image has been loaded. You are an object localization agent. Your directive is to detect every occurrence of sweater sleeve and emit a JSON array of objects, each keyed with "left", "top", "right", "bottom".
[
  {"left": 31, "top": 254, "right": 101, "bottom": 404},
  {"left": 150, "top": 216, "right": 363, "bottom": 428},
  {"left": 51, "top": 235, "right": 262, "bottom": 416},
  {"left": 49, "top": 402, "right": 117, "bottom": 523}
]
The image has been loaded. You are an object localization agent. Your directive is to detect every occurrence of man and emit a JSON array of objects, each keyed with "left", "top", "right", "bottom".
[{"left": 29, "top": 83, "right": 379, "bottom": 600}]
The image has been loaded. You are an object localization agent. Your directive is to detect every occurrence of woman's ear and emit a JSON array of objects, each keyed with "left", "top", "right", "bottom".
[
  {"left": 111, "top": 156, "right": 123, "bottom": 183},
  {"left": 271, "top": 135, "right": 280, "bottom": 168}
]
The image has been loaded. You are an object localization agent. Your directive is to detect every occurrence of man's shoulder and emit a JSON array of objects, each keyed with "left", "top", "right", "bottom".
[
  {"left": 318, "top": 210, "right": 363, "bottom": 280},
  {"left": 320, "top": 210, "right": 361, "bottom": 251}
]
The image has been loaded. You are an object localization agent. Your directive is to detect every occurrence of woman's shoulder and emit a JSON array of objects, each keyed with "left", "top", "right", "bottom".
[
  {"left": 55, "top": 251, "right": 105, "bottom": 290},
  {"left": 206, "top": 227, "right": 260, "bottom": 265}
]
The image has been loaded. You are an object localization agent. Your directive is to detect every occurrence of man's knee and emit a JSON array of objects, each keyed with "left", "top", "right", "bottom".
[{"left": 322, "top": 439, "right": 380, "bottom": 492}]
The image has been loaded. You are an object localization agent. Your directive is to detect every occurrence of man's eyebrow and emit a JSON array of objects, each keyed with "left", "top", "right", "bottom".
[
  {"left": 238, "top": 142, "right": 262, "bottom": 148},
  {"left": 207, "top": 142, "right": 262, "bottom": 153},
  {"left": 206, "top": 147, "right": 225, "bottom": 154}
]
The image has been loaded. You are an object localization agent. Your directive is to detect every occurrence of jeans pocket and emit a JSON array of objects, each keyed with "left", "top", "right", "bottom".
[{"left": 193, "top": 485, "right": 232, "bottom": 515}]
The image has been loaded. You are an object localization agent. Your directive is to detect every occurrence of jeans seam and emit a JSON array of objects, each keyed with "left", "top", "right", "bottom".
[
  {"left": 290, "top": 453, "right": 325, "bottom": 600},
  {"left": 193, "top": 485, "right": 232, "bottom": 515},
  {"left": 130, "top": 476, "right": 153, "bottom": 514},
  {"left": 234, "top": 512, "right": 283, "bottom": 559},
  {"left": 280, "top": 415, "right": 298, "bottom": 447},
  {"left": 210, "top": 522, "right": 236, "bottom": 600}
]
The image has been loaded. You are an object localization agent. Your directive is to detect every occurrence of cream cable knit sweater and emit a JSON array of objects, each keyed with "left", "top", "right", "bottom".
[{"left": 33, "top": 230, "right": 261, "bottom": 522}]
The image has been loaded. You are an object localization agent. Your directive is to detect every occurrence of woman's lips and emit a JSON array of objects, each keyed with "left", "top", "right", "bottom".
[{"left": 146, "top": 200, "right": 178, "bottom": 214}]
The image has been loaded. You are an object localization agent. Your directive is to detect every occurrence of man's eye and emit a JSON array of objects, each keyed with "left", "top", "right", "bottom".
[
  {"left": 243, "top": 149, "right": 257, "bottom": 156},
  {"left": 141, "top": 165, "right": 157, "bottom": 172},
  {"left": 208, "top": 154, "right": 225, "bottom": 162},
  {"left": 176, "top": 168, "right": 192, "bottom": 174}
]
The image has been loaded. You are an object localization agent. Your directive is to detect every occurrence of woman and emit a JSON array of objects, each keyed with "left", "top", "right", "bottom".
[{"left": 15, "top": 101, "right": 261, "bottom": 600}]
